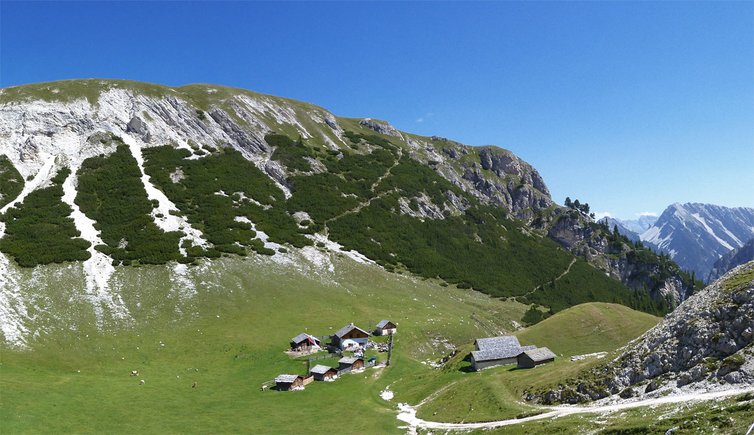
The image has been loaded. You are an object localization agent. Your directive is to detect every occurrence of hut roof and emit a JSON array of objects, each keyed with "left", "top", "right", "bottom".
[
  {"left": 275, "top": 374, "right": 300, "bottom": 383},
  {"left": 334, "top": 323, "right": 369, "bottom": 338},
  {"left": 521, "top": 347, "right": 556, "bottom": 362},
  {"left": 472, "top": 345, "right": 536, "bottom": 362},
  {"left": 291, "top": 333, "right": 320, "bottom": 345},
  {"left": 338, "top": 356, "right": 363, "bottom": 365},
  {"left": 475, "top": 336, "right": 521, "bottom": 352},
  {"left": 310, "top": 365, "right": 336, "bottom": 375},
  {"left": 376, "top": 320, "right": 394, "bottom": 329}
]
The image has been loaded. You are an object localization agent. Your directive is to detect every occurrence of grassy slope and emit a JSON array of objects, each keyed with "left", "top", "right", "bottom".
[
  {"left": 416, "top": 303, "right": 660, "bottom": 424},
  {"left": 0, "top": 255, "right": 528, "bottom": 434},
  {"left": 515, "top": 302, "right": 659, "bottom": 356}
]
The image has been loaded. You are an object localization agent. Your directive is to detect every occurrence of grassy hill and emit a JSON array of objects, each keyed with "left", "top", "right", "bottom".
[
  {"left": 414, "top": 303, "right": 660, "bottom": 424},
  {"left": 515, "top": 302, "right": 660, "bottom": 356}
]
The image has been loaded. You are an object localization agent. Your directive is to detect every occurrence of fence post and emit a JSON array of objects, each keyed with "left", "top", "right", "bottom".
[{"left": 386, "top": 333, "right": 394, "bottom": 366}]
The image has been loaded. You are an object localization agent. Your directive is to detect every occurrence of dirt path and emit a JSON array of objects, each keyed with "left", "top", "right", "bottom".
[
  {"left": 396, "top": 387, "right": 754, "bottom": 431},
  {"left": 324, "top": 149, "right": 402, "bottom": 231},
  {"left": 523, "top": 257, "right": 576, "bottom": 298}
]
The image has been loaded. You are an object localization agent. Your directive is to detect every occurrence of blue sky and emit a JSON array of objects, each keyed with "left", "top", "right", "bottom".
[{"left": 2, "top": 1, "right": 752, "bottom": 219}]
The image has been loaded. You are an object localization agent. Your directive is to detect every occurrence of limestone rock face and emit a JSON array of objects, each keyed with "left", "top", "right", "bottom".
[
  {"left": 535, "top": 262, "right": 754, "bottom": 404},
  {"left": 358, "top": 118, "right": 402, "bottom": 137},
  {"left": 541, "top": 209, "right": 695, "bottom": 306},
  {"left": 611, "top": 262, "right": 754, "bottom": 388}
]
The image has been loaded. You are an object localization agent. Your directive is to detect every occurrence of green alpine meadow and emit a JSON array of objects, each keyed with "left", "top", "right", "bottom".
[{"left": 0, "top": 78, "right": 751, "bottom": 434}]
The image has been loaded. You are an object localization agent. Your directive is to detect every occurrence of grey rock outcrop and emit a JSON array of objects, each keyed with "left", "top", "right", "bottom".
[
  {"left": 358, "top": 118, "right": 402, "bottom": 137},
  {"left": 534, "top": 262, "right": 754, "bottom": 404},
  {"left": 541, "top": 209, "right": 695, "bottom": 305},
  {"left": 126, "top": 116, "right": 151, "bottom": 142}
]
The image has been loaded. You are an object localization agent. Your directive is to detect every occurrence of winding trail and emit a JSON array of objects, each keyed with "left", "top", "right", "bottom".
[
  {"left": 324, "top": 149, "right": 402, "bottom": 232},
  {"left": 523, "top": 257, "right": 577, "bottom": 298},
  {"left": 396, "top": 387, "right": 754, "bottom": 431}
]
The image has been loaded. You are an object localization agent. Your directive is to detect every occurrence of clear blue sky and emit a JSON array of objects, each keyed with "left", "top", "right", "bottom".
[{"left": 2, "top": 1, "right": 752, "bottom": 219}]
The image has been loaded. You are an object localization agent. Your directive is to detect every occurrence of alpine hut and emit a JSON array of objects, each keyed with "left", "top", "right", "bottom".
[
  {"left": 470, "top": 336, "right": 536, "bottom": 371},
  {"left": 290, "top": 333, "right": 321, "bottom": 352},
  {"left": 338, "top": 356, "right": 365, "bottom": 373},
  {"left": 374, "top": 320, "right": 397, "bottom": 336},
  {"left": 332, "top": 323, "right": 370, "bottom": 349},
  {"left": 310, "top": 364, "right": 338, "bottom": 381},
  {"left": 275, "top": 374, "right": 305, "bottom": 391},
  {"left": 517, "top": 347, "right": 556, "bottom": 369}
]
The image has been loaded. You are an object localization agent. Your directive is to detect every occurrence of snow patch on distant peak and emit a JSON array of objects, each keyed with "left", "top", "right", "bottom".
[
  {"left": 61, "top": 164, "right": 130, "bottom": 324},
  {"left": 691, "top": 213, "right": 735, "bottom": 252}
]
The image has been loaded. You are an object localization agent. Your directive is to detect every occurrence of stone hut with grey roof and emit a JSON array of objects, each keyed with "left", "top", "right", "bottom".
[
  {"left": 470, "top": 336, "right": 536, "bottom": 371},
  {"left": 517, "top": 347, "right": 556, "bottom": 369}
]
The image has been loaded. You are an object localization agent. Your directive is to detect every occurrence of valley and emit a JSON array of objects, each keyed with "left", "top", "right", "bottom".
[{"left": 0, "top": 80, "right": 751, "bottom": 433}]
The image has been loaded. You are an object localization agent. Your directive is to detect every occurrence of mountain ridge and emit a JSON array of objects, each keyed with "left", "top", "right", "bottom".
[
  {"left": 0, "top": 79, "right": 696, "bottom": 346},
  {"left": 608, "top": 203, "right": 754, "bottom": 281}
]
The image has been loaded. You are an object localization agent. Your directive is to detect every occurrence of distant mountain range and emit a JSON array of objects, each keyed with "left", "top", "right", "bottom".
[
  {"left": 707, "top": 238, "right": 754, "bottom": 282},
  {"left": 605, "top": 203, "right": 754, "bottom": 281}
]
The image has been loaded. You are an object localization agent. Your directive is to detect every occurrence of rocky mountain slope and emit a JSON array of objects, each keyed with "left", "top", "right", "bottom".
[
  {"left": 708, "top": 238, "right": 754, "bottom": 282},
  {"left": 536, "top": 209, "right": 698, "bottom": 306},
  {"left": 533, "top": 261, "right": 754, "bottom": 404},
  {"left": 639, "top": 203, "right": 754, "bottom": 280},
  {"left": 0, "top": 79, "right": 695, "bottom": 346}
]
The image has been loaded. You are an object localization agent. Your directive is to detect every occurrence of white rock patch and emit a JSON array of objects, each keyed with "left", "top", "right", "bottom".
[
  {"left": 380, "top": 388, "right": 394, "bottom": 401},
  {"left": 121, "top": 133, "right": 209, "bottom": 255},
  {"left": 61, "top": 165, "right": 130, "bottom": 324}
]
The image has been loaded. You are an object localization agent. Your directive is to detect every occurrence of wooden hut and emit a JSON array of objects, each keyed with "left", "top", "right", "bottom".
[
  {"left": 275, "top": 374, "right": 305, "bottom": 391},
  {"left": 338, "top": 356, "right": 365, "bottom": 373},
  {"left": 310, "top": 364, "right": 338, "bottom": 381},
  {"left": 290, "top": 333, "right": 321, "bottom": 352},
  {"left": 374, "top": 320, "right": 397, "bottom": 336},
  {"left": 517, "top": 347, "right": 556, "bottom": 369},
  {"left": 332, "top": 323, "right": 370, "bottom": 349}
]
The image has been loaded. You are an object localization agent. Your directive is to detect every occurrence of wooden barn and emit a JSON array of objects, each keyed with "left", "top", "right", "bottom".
[
  {"left": 275, "top": 374, "right": 305, "bottom": 391},
  {"left": 290, "top": 333, "right": 321, "bottom": 352},
  {"left": 517, "top": 347, "right": 556, "bottom": 369},
  {"left": 338, "top": 356, "right": 365, "bottom": 373},
  {"left": 374, "top": 320, "right": 397, "bottom": 336},
  {"left": 470, "top": 336, "right": 536, "bottom": 371},
  {"left": 332, "top": 323, "right": 370, "bottom": 349},
  {"left": 310, "top": 364, "right": 338, "bottom": 381}
]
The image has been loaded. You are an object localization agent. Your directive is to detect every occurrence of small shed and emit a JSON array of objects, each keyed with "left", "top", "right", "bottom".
[
  {"left": 332, "top": 323, "right": 370, "bottom": 349},
  {"left": 374, "top": 320, "right": 397, "bottom": 336},
  {"left": 338, "top": 356, "right": 365, "bottom": 372},
  {"left": 310, "top": 364, "right": 338, "bottom": 381},
  {"left": 275, "top": 374, "right": 305, "bottom": 391},
  {"left": 517, "top": 347, "right": 556, "bottom": 369},
  {"left": 290, "top": 333, "right": 321, "bottom": 352}
]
